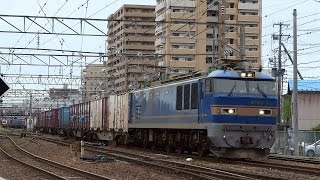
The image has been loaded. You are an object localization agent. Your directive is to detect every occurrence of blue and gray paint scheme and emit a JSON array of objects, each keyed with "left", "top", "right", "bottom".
[{"left": 129, "top": 69, "right": 278, "bottom": 158}]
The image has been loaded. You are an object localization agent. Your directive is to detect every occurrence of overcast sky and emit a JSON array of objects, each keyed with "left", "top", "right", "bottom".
[{"left": 0, "top": 0, "right": 319, "bottom": 96}]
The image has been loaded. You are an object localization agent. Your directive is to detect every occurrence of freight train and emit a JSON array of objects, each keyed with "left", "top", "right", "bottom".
[{"left": 35, "top": 69, "right": 278, "bottom": 159}]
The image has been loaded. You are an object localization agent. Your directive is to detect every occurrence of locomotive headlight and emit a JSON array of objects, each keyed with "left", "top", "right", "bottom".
[
  {"left": 240, "top": 71, "right": 255, "bottom": 78},
  {"left": 228, "top": 109, "right": 235, "bottom": 114},
  {"left": 259, "top": 109, "right": 272, "bottom": 116},
  {"left": 222, "top": 108, "right": 236, "bottom": 115},
  {"left": 259, "top": 110, "right": 265, "bottom": 115}
]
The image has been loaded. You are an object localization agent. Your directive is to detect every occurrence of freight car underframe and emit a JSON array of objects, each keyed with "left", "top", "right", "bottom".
[{"left": 69, "top": 128, "right": 126, "bottom": 143}]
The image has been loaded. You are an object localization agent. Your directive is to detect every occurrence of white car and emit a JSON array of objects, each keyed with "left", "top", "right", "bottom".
[{"left": 305, "top": 140, "right": 320, "bottom": 157}]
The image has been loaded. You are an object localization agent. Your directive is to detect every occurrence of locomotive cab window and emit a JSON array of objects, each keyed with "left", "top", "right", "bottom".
[
  {"left": 184, "top": 84, "right": 190, "bottom": 109},
  {"left": 191, "top": 83, "right": 198, "bottom": 109},
  {"left": 205, "top": 79, "right": 213, "bottom": 93},
  {"left": 176, "top": 86, "right": 183, "bottom": 110}
]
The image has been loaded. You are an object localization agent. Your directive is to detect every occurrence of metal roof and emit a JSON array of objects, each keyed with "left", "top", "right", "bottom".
[{"left": 288, "top": 80, "right": 320, "bottom": 92}]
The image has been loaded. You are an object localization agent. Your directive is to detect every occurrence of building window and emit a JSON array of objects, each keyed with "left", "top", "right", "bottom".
[{"left": 176, "top": 86, "right": 182, "bottom": 110}]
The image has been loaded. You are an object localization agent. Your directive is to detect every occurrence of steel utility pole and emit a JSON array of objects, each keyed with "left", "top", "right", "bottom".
[
  {"left": 273, "top": 22, "right": 290, "bottom": 129},
  {"left": 292, "top": 9, "right": 299, "bottom": 156}
]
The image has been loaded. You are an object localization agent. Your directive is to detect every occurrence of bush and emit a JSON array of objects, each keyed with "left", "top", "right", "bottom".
[{"left": 311, "top": 124, "right": 320, "bottom": 132}]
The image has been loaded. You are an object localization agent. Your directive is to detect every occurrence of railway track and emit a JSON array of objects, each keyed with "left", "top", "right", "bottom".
[
  {"left": 221, "top": 158, "right": 320, "bottom": 177},
  {"left": 33, "top": 135, "right": 286, "bottom": 180},
  {"left": 4, "top": 132, "right": 317, "bottom": 179},
  {"left": 0, "top": 135, "right": 114, "bottom": 180},
  {"left": 268, "top": 154, "right": 320, "bottom": 164}
]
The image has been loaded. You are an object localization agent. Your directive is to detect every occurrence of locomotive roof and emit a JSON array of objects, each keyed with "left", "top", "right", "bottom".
[{"left": 207, "top": 70, "right": 274, "bottom": 80}]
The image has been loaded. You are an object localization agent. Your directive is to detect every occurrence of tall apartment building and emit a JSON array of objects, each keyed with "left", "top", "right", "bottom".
[
  {"left": 155, "top": 0, "right": 262, "bottom": 76},
  {"left": 155, "top": 0, "right": 207, "bottom": 77},
  {"left": 106, "top": 5, "right": 156, "bottom": 93},
  {"left": 81, "top": 63, "right": 107, "bottom": 102},
  {"left": 215, "top": 0, "right": 262, "bottom": 67}
]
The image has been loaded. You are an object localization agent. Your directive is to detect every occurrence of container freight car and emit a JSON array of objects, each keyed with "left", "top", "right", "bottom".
[
  {"left": 59, "top": 107, "right": 70, "bottom": 135},
  {"left": 85, "top": 93, "right": 129, "bottom": 141},
  {"left": 70, "top": 102, "right": 90, "bottom": 137},
  {"left": 9, "top": 116, "right": 26, "bottom": 129},
  {"left": 35, "top": 109, "right": 60, "bottom": 134},
  {"left": 48, "top": 109, "right": 59, "bottom": 134}
]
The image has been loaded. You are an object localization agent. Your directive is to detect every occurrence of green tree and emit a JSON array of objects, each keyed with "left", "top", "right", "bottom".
[
  {"left": 282, "top": 94, "right": 292, "bottom": 123},
  {"left": 311, "top": 124, "right": 320, "bottom": 131}
]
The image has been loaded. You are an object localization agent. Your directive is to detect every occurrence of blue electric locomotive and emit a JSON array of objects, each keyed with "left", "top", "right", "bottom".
[{"left": 129, "top": 69, "right": 277, "bottom": 158}]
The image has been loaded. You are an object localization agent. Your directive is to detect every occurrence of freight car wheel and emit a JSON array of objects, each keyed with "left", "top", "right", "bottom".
[{"left": 197, "top": 148, "right": 209, "bottom": 157}]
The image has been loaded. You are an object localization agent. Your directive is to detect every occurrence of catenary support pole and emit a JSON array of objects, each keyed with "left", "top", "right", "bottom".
[{"left": 292, "top": 9, "right": 299, "bottom": 156}]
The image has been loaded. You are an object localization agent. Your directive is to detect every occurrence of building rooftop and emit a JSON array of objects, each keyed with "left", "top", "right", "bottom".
[{"left": 288, "top": 80, "right": 320, "bottom": 92}]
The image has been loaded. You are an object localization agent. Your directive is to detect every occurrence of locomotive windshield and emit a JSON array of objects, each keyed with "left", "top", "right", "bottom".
[{"left": 205, "top": 78, "right": 276, "bottom": 96}]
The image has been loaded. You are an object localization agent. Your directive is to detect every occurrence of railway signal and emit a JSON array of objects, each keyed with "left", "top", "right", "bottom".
[{"left": 0, "top": 77, "right": 9, "bottom": 97}]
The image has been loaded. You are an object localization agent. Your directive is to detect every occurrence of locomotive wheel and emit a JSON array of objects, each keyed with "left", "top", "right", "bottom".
[
  {"left": 165, "top": 145, "right": 172, "bottom": 153},
  {"left": 151, "top": 144, "right": 156, "bottom": 151}
]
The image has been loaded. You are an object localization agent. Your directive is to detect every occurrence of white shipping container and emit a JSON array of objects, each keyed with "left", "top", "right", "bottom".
[
  {"left": 108, "top": 93, "right": 129, "bottom": 132},
  {"left": 107, "top": 95, "right": 116, "bottom": 131},
  {"left": 90, "top": 99, "right": 103, "bottom": 130}
]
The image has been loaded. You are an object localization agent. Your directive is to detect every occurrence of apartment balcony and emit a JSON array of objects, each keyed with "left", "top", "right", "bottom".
[
  {"left": 238, "top": 2, "right": 259, "bottom": 10},
  {"left": 245, "top": 51, "right": 260, "bottom": 58},
  {"left": 170, "top": 12, "right": 196, "bottom": 20},
  {"left": 206, "top": 38, "right": 216, "bottom": 46},
  {"left": 207, "top": 5, "right": 218, "bottom": 11},
  {"left": 172, "top": 0, "right": 195, "bottom": 8},
  {"left": 124, "top": 36, "right": 156, "bottom": 42},
  {"left": 123, "top": 28, "right": 155, "bottom": 34},
  {"left": 225, "top": 32, "right": 237, "bottom": 39},
  {"left": 245, "top": 39, "right": 259, "bottom": 46},
  {"left": 170, "top": 49, "right": 196, "bottom": 55},
  {"left": 226, "top": 8, "right": 237, "bottom": 15},
  {"left": 171, "top": 24, "right": 195, "bottom": 31},
  {"left": 244, "top": 27, "right": 259, "bottom": 34},
  {"left": 170, "top": 37, "right": 195, "bottom": 44},
  {"left": 225, "top": 56, "right": 238, "bottom": 60},
  {"left": 114, "top": 77, "right": 126, "bottom": 84},
  {"left": 169, "top": 60, "right": 196, "bottom": 68},
  {"left": 225, "top": 20, "right": 237, "bottom": 24},
  {"left": 207, "top": 16, "right": 218, "bottom": 23},
  {"left": 226, "top": 0, "right": 237, "bottom": 3},
  {"left": 125, "top": 44, "right": 155, "bottom": 50},
  {"left": 123, "top": 12, "right": 155, "bottom": 18},
  {"left": 238, "top": 15, "right": 260, "bottom": 22}
]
